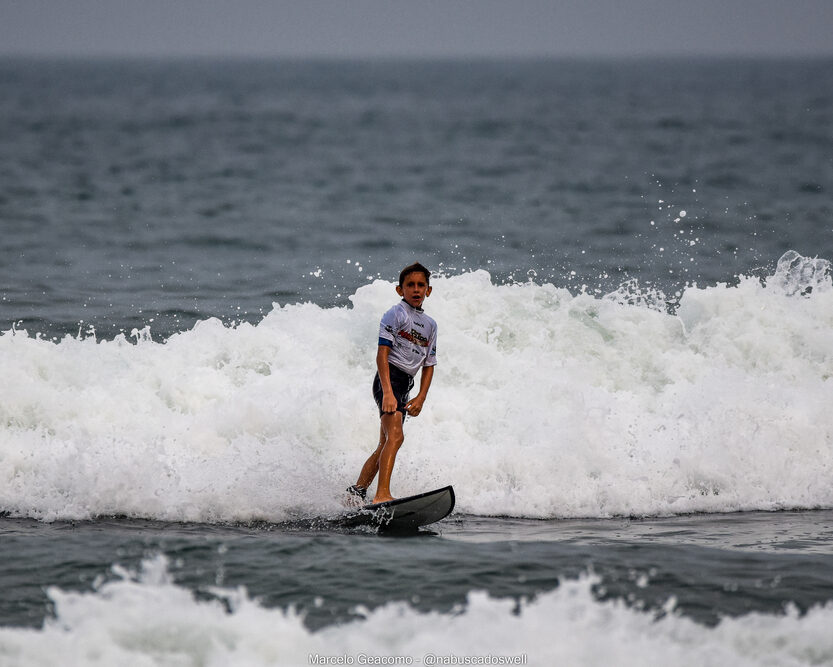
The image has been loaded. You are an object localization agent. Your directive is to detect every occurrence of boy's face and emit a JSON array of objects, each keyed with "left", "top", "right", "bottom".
[{"left": 396, "top": 271, "right": 432, "bottom": 309}]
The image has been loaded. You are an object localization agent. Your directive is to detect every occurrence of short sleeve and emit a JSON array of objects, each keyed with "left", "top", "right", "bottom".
[{"left": 378, "top": 305, "right": 401, "bottom": 347}]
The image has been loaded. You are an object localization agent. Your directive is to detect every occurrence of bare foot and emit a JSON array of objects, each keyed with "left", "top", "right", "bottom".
[{"left": 371, "top": 494, "right": 395, "bottom": 504}]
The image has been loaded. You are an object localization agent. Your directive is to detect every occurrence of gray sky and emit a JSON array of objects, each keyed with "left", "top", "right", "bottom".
[{"left": 2, "top": 0, "right": 832, "bottom": 59}]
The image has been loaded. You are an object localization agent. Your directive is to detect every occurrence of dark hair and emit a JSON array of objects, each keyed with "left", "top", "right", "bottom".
[{"left": 399, "top": 262, "right": 431, "bottom": 286}]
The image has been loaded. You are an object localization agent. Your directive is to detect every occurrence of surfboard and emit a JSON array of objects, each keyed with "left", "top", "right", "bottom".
[{"left": 340, "top": 485, "right": 455, "bottom": 533}]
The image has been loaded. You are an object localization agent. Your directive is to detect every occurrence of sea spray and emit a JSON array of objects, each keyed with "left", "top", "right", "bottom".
[
  {"left": 1, "top": 555, "right": 832, "bottom": 666},
  {"left": 1, "top": 253, "right": 832, "bottom": 522}
]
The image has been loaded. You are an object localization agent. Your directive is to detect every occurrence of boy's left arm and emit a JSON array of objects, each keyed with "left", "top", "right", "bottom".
[{"left": 405, "top": 365, "right": 434, "bottom": 417}]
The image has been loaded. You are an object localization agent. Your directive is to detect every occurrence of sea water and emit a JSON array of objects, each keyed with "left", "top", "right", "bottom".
[
  {"left": 2, "top": 256, "right": 832, "bottom": 523},
  {"left": 1, "top": 58, "right": 833, "bottom": 665}
]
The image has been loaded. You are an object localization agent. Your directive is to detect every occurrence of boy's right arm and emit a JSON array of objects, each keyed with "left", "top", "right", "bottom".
[{"left": 376, "top": 345, "right": 398, "bottom": 414}]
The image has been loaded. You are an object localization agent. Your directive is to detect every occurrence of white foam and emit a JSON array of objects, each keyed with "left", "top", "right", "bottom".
[
  {"left": 0, "top": 555, "right": 831, "bottom": 666},
  {"left": 1, "top": 252, "right": 832, "bottom": 521}
]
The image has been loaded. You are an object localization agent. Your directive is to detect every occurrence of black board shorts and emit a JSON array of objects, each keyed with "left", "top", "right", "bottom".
[{"left": 372, "top": 363, "right": 415, "bottom": 421}]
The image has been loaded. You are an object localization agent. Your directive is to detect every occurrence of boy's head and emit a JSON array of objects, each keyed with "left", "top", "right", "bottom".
[
  {"left": 396, "top": 262, "right": 432, "bottom": 309},
  {"left": 398, "top": 262, "right": 430, "bottom": 287}
]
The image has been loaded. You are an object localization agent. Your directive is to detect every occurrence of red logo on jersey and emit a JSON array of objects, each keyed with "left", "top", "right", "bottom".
[{"left": 398, "top": 328, "right": 429, "bottom": 347}]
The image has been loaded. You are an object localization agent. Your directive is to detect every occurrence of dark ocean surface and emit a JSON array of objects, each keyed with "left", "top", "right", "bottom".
[
  {"left": 1, "top": 58, "right": 833, "bottom": 665},
  {"left": 2, "top": 58, "right": 831, "bottom": 337}
]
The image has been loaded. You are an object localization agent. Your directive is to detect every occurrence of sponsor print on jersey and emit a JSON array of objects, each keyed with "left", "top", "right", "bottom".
[{"left": 397, "top": 328, "right": 430, "bottom": 347}]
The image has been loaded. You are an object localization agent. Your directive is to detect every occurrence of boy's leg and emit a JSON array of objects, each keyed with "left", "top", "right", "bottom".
[
  {"left": 373, "top": 411, "right": 404, "bottom": 503},
  {"left": 355, "top": 424, "right": 386, "bottom": 490}
]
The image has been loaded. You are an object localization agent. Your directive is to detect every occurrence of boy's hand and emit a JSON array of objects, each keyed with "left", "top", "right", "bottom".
[
  {"left": 381, "top": 392, "right": 398, "bottom": 414},
  {"left": 405, "top": 396, "right": 426, "bottom": 416}
]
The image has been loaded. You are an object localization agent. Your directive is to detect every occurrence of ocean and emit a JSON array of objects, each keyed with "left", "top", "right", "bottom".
[{"left": 1, "top": 57, "right": 832, "bottom": 665}]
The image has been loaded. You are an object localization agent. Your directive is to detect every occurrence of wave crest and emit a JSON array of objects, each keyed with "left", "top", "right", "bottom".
[{"left": 2, "top": 253, "right": 832, "bottom": 521}]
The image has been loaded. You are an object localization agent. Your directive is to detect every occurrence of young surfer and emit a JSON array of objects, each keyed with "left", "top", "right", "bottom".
[{"left": 348, "top": 262, "right": 437, "bottom": 504}]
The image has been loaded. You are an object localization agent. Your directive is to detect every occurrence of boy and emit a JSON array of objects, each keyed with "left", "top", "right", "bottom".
[{"left": 348, "top": 262, "right": 437, "bottom": 504}]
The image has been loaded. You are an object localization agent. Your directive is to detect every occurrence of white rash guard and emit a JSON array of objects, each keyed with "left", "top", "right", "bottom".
[{"left": 378, "top": 300, "right": 438, "bottom": 377}]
